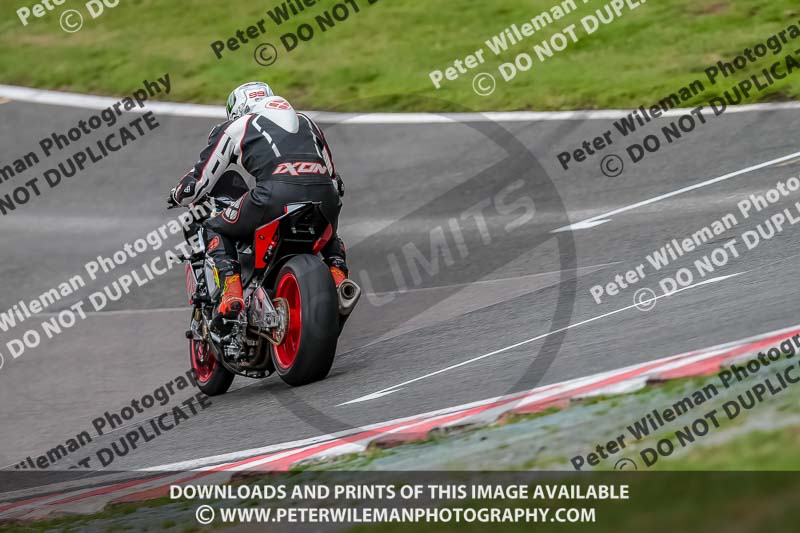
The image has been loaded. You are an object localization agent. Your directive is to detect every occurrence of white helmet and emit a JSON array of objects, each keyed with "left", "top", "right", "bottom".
[{"left": 225, "top": 82, "right": 275, "bottom": 121}]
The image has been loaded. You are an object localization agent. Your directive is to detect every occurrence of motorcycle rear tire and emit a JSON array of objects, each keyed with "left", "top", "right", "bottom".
[{"left": 271, "top": 254, "right": 339, "bottom": 386}]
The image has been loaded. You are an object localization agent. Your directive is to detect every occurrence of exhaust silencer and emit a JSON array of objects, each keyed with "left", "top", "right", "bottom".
[{"left": 337, "top": 279, "right": 362, "bottom": 316}]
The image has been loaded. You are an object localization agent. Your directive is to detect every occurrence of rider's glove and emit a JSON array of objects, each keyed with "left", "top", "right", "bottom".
[
  {"left": 334, "top": 173, "right": 345, "bottom": 197},
  {"left": 167, "top": 187, "right": 180, "bottom": 208},
  {"left": 170, "top": 172, "right": 198, "bottom": 206}
]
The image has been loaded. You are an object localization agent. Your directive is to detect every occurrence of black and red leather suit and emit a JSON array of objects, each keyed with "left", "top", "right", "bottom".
[{"left": 171, "top": 96, "right": 346, "bottom": 314}]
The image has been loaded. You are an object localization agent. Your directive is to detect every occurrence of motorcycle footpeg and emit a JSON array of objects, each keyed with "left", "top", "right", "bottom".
[
  {"left": 209, "top": 314, "right": 228, "bottom": 335},
  {"left": 185, "top": 329, "right": 204, "bottom": 341}
]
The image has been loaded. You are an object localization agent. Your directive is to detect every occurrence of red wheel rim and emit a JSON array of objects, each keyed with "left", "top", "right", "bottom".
[
  {"left": 191, "top": 339, "right": 216, "bottom": 384},
  {"left": 274, "top": 272, "right": 302, "bottom": 370}
]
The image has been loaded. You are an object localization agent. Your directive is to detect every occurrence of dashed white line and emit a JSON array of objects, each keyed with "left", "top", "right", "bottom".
[
  {"left": 552, "top": 150, "right": 800, "bottom": 233},
  {"left": 339, "top": 272, "right": 746, "bottom": 405}
]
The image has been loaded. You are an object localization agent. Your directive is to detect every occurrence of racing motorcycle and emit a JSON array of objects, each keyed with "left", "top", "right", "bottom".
[{"left": 173, "top": 196, "right": 361, "bottom": 396}]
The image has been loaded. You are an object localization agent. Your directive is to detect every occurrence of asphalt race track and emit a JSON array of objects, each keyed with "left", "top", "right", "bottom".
[{"left": 2, "top": 97, "right": 800, "bottom": 475}]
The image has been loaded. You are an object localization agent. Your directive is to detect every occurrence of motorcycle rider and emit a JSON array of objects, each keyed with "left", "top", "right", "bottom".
[{"left": 169, "top": 82, "right": 348, "bottom": 325}]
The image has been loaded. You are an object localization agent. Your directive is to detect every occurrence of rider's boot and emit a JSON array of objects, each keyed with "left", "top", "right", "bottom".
[
  {"left": 218, "top": 274, "right": 244, "bottom": 317},
  {"left": 323, "top": 236, "right": 349, "bottom": 287},
  {"left": 211, "top": 274, "right": 244, "bottom": 334},
  {"left": 326, "top": 256, "right": 348, "bottom": 287}
]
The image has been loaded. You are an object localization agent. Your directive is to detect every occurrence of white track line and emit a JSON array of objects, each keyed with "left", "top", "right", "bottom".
[
  {"left": 0, "top": 85, "right": 225, "bottom": 118},
  {"left": 340, "top": 272, "right": 745, "bottom": 405},
  {"left": 2, "top": 84, "right": 800, "bottom": 123},
  {"left": 553, "top": 150, "right": 800, "bottom": 232}
]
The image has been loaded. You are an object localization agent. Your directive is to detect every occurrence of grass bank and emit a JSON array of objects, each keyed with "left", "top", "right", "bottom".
[{"left": 1, "top": 0, "right": 799, "bottom": 111}]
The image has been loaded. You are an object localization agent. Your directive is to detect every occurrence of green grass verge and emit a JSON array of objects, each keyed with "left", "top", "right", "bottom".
[{"left": 1, "top": 0, "right": 799, "bottom": 111}]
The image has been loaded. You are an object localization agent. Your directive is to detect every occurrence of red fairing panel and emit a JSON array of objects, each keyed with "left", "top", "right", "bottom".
[
  {"left": 312, "top": 223, "right": 333, "bottom": 255},
  {"left": 254, "top": 219, "right": 281, "bottom": 268}
]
